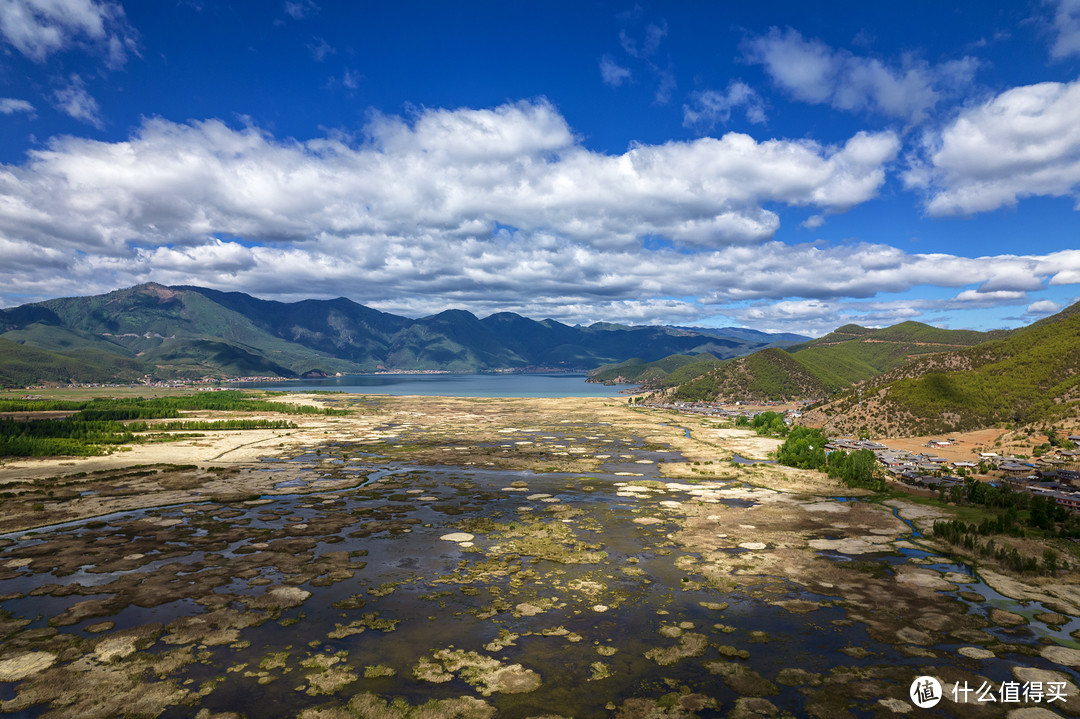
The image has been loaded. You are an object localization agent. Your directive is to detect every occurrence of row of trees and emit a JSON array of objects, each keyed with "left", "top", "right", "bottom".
[
  {"left": 146, "top": 419, "right": 296, "bottom": 431},
  {"left": 0, "top": 391, "right": 348, "bottom": 418},
  {"left": 0, "top": 391, "right": 324, "bottom": 457},
  {"left": 1, "top": 416, "right": 299, "bottom": 457},
  {"left": 939, "top": 478, "right": 1078, "bottom": 536},
  {"left": 932, "top": 519, "right": 1065, "bottom": 574},
  {"left": 0, "top": 435, "right": 114, "bottom": 457}
]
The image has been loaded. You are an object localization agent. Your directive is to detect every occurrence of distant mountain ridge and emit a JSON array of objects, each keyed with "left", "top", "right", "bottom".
[
  {"left": 0, "top": 283, "right": 797, "bottom": 385},
  {"left": 666, "top": 325, "right": 810, "bottom": 346}
]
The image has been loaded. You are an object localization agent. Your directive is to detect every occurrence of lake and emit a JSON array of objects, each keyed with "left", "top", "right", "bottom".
[{"left": 229, "top": 372, "right": 637, "bottom": 397}]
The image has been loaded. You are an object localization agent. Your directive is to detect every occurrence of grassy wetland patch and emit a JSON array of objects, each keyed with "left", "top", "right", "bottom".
[{"left": 0, "top": 394, "right": 1078, "bottom": 717}]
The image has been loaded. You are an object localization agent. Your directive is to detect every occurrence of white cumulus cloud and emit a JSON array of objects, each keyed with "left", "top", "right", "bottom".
[
  {"left": 0, "top": 100, "right": 899, "bottom": 256},
  {"left": 1049, "top": 0, "right": 1080, "bottom": 59},
  {"left": 1027, "top": 299, "right": 1062, "bottom": 314},
  {"left": 743, "top": 27, "right": 978, "bottom": 123},
  {"left": 683, "top": 82, "right": 767, "bottom": 130},
  {"left": 954, "top": 289, "right": 1028, "bottom": 304},
  {"left": 911, "top": 77, "right": 1080, "bottom": 215},
  {"left": 0, "top": 0, "right": 136, "bottom": 67},
  {"left": 0, "top": 98, "right": 34, "bottom": 114}
]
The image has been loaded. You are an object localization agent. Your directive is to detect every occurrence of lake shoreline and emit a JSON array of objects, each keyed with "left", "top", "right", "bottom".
[{"left": 226, "top": 372, "right": 639, "bottom": 398}]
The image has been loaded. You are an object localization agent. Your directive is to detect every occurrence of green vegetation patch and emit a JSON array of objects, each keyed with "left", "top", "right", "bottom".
[
  {"left": 776, "top": 427, "right": 883, "bottom": 491},
  {"left": 588, "top": 353, "right": 721, "bottom": 387},
  {"left": 0, "top": 391, "right": 340, "bottom": 457}
]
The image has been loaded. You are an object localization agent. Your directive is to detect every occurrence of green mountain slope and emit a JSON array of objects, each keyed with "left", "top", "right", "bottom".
[
  {"left": 672, "top": 348, "right": 830, "bottom": 401},
  {"left": 789, "top": 324, "right": 986, "bottom": 391},
  {"left": 385, "top": 309, "right": 527, "bottom": 371},
  {"left": 668, "top": 321, "right": 991, "bottom": 402},
  {"left": 667, "top": 326, "right": 810, "bottom": 346},
  {"left": 805, "top": 302, "right": 1080, "bottom": 435},
  {"left": 176, "top": 286, "right": 412, "bottom": 365},
  {"left": 1, "top": 323, "right": 139, "bottom": 357},
  {"left": 136, "top": 339, "right": 300, "bottom": 379},
  {"left": 12, "top": 284, "right": 367, "bottom": 378},
  {"left": 663, "top": 355, "right": 729, "bottom": 387},
  {"left": 0, "top": 337, "right": 143, "bottom": 387},
  {"left": 587, "top": 354, "right": 721, "bottom": 386}
]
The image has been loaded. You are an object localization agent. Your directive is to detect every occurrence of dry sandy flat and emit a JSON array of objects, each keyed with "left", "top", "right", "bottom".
[
  {"left": 0, "top": 428, "right": 290, "bottom": 484},
  {"left": 879, "top": 428, "right": 1005, "bottom": 462},
  {"left": 0, "top": 394, "right": 356, "bottom": 485},
  {"left": 696, "top": 427, "right": 783, "bottom": 460}
]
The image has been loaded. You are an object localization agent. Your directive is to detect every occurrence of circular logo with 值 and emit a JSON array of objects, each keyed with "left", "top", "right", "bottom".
[{"left": 909, "top": 675, "right": 943, "bottom": 708}]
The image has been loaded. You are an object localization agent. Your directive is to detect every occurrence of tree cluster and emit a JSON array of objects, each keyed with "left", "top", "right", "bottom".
[
  {"left": 932, "top": 519, "right": 1065, "bottom": 575},
  {"left": 776, "top": 427, "right": 882, "bottom": 490},
  {"left": 734, "top": 411, "right": 788, "bottom": 437}
]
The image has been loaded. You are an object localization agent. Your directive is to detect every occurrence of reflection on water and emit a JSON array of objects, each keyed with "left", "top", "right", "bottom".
[
  {"left": 730, "top": 454, "right": 777, "bottom": 465},
  {"left": 229, "top": 372, "right": 637, "bottom": 398}
]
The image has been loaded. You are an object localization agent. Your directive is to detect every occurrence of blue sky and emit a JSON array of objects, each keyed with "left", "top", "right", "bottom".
[{"left": 1, "top": 0, "right": 1079, "bottom": 335}]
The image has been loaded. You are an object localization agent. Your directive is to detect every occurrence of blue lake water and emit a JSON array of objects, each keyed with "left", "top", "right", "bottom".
[{"left": 229, "top": 372, "right": 637, "bottom": 397}]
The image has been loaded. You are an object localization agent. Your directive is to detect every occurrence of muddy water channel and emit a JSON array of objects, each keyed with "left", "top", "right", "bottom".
[{"left": 1, "top": 439, "right": 1079, "bottom": 717}]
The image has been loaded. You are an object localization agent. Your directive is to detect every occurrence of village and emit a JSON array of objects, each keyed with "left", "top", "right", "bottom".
[
  {"left": 824, "top": 435, "right": 1080, "bottom": 511},
  {"left": 654, "top": 398, "right": 1080, "bottom": 514}
]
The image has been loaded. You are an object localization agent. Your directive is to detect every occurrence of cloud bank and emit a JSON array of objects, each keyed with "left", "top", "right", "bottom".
[
  {"left": 0, "top": 100, "right": 899, "bottom": 255},
  {"left": 0, "top": 99, "right": 1075, "bottom": 332}
]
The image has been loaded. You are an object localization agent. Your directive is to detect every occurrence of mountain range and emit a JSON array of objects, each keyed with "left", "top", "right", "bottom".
[
  {"left": 0, "top": 283, "right": 804, "bottom": 385},
  {"left": 4, "top": 283, "right": 1077, "bottom": 436}
]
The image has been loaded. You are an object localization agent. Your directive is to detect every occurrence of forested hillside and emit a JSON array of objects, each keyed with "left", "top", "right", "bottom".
[
  {"left": 587, "top": 354, "right": 722, "bottom": 386},
  {"left": 804, "top": 302, "right": 1080, "bottom": 435},
  {"left": 666, "top": 321, "right": 990, "bottom": 402}
]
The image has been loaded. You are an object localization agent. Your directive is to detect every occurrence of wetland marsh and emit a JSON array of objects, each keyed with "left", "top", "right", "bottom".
[{"left": 1, "top": 395, "right": 1078, "bottom": 718}]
